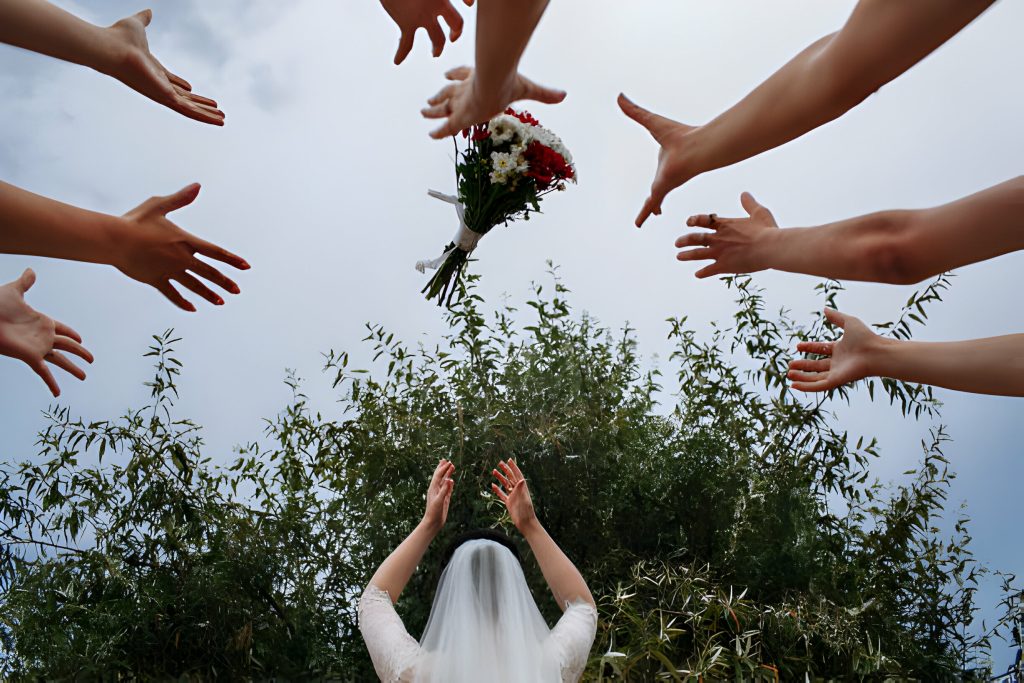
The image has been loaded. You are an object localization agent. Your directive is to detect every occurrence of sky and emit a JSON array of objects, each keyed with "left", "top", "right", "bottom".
[{"left": 1, "top": 0, "right": 1022, "bottom": 670}]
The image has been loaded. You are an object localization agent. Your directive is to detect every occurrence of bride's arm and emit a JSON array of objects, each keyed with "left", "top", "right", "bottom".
[
  {"left": 620, "top": 0, "right": 996, "bottom": 227},
  {"left": 492, "top": 459, "right": 595, "bottom": 609},
  {"left": 367, "top": 459, "right": 455, "bottom": 602}
]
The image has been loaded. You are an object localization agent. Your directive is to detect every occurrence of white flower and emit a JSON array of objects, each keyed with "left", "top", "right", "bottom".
[
  {"left": 488, "top": 114, "right": 523, "bottom": 144},
  {"left": 489, "top": 170, "right": 508, "bottom": 185},
  {"left": 490, "top": 151, "right": 521, "bottom": 175}
]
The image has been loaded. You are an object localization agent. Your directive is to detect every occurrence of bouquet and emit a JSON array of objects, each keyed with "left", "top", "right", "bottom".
[{"left": 416, "top": 108, "right": 576, "bottom": 306}]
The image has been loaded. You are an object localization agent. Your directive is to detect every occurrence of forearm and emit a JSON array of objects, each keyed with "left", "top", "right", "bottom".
[
  {"left": 686, "top": 0, "right": 994, "bottom": 178},
  {"left": 0, "top": 181, "right": 128, "bottom": 265},
  {"left": 759, "top": 176, "right": 1024, "bottom": 283},
  {"left": 0, "top": 0, "right": 116, "bottom": 72},
  {"left": 520, "top": 519, "right": 594, "bottom": 609},
  {"left": 368, "top": 520, "right": 438, "bottom": 604},
  {"left": 759, "top": 211, "right": 917, "bottom": 283},
  {"left": 472, "top": 0, "right": 549, "bottom": 102},
  {"left": 868, "top": 335, "right": 1024, "bottom": 397}
]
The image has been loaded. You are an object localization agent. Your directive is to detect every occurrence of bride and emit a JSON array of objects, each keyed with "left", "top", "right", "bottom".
[{"left": 359, "top": 458, "right": 597, "bottom": 682}]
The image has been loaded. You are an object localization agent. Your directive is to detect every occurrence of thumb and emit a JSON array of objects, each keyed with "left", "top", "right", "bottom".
[
  {"left": 524, "top": 79, "right": 567, "bottom": 105},
  {"left": 134, "top": 9, "right": 153, "bottom": 26},
  {"left": 740, "top": 192, "right": 764, "bottom": 216},
  {"left": 823, "top": 307, "right": 846, "bottom": 329},
  {"left": 16, "top": 268, "right": 36, "bottom": 294},
  {"left": 618, "top": 93, "right": 652, "bottom": 127},
  {"left": 158, "top": 183, "right": 201, "bottom": 215}
]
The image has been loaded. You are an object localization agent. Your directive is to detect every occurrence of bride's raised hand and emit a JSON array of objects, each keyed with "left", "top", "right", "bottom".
[
  {"left": 788, "top": 308, "right": 883, "bottom": 392},
  {"left": 618, "top": 94, "right": 699, "bottom": 228},
  {"left": 98, "top": 10, "right": 224, "bottom": 126},
  {"left": 491, "top": 459, "right": 537, "bottom": 532},
  {"left": 422, "top": 66, "right": 566, "bottom": 140},
  {"left": 422, "top": 458, "right": 455, "bottom": 531}
]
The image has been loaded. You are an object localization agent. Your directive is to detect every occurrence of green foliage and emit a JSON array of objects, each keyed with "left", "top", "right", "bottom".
[{"left": 0, "top": 269, "right": 1016, "bottom": 680}]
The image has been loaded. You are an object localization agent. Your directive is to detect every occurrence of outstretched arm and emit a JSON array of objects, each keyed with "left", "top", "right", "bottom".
[
  {"left": 789, "top": 308, "right": 1024, "bottom": 397},
  {"left": 492, "top": 459, "right": 595, "bottom": 609},
  {"left": 0, "top": 181, "right": 248, "bottom": 311},
  {"left": 619, "top": 0, "right": 995, "bottom": 226},
  {"left": 677, "top": 177, "right": 1024, "bottom": 283},
  {"left": 0, "top": 1, "right": 223, "bottom": 125},
  {"left": 421, "top": 0, "right": 565, "bottom": 139},
  {"left": 368, "top": 459, "right": 455, "bottom": 603}
]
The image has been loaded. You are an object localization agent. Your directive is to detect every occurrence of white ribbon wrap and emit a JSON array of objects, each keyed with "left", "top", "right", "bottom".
[{"left": 415, "top": 190, "right": 483, "bottom": 273}]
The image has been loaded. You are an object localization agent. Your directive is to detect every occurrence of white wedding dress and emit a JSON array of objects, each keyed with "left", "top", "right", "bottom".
[{"left": 358, "top": 539, "right": 598, "bottom": 683}]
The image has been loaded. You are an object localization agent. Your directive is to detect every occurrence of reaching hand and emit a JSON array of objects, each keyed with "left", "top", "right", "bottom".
[
  {"left": 491, "top": 459, "right": 537, "bottom": 532},
  {"left": 788, "top": 308, "right": 883, "bottom": 392},
  {"left": 100, "top": 10, "right": 224, "bottom": 126},
  {"left": 676, "top": 192, "right": 778, "bottom": 278},
  {"left": 380, "top": 0, "right": 473, "bottom": 65},
  {"left": 423, "top": 458, "right": 456, "bottom": 530},
  {"left": 0, "top": 269, "right": 93, "bottom": 397},
  {"left": 112, "top": 183, "right": 249, "bottom": 312},
  {"left": 618, "top": 94, "right": 698, "bottom": 228},
  {"left": 422, "top": 66, "right": 566, "bottom": 140}
]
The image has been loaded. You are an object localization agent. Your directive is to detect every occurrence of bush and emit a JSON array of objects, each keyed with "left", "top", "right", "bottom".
[{"left": 0, "top": 269, "right": 1016, "bottom": 680}]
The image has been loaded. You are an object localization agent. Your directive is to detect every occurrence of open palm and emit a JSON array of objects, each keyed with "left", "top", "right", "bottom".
[
  {"left": 788, "top": 308, "right": 881, "bottom": 392},
  {"left": 423, "top": 459, "right": 455, "bottom": 530},
  {"left": 491, "top": 459, "right": 537, "bottom": 532},
  {"left": 0, "top": 269, "right": 93, "bottom": 396},
  {"left": 103, "top": 10, "right": 224, "bottom": 125}
]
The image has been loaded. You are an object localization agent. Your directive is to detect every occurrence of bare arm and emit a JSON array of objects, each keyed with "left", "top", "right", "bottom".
[
  {"left": 0, "top": 181, "right": 248, "bottom": 311},
  {"left": 789, "top": 309, "right": 1024, "bottom": 397},
  {"left": 0, "top": 1, "right": 223, "bottom": 125},
  {"left": 492, "top": 459, "right": 595, "bottom": 609},
  {"left": 421, "top": 0, "right": 565, "bottom": 139},
  {"left": 368, "top": 459, "right": 455, "bottom": 603},
  {"left": 677, "top": 177, "right": 1024, "bottom": 284},
  {"left": 620, "top": 0, "right": 996, "bottom": 226}
]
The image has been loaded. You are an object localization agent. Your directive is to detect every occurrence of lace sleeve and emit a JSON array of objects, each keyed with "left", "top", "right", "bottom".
[
  {"left": 357, "top": 584, "right": 422, "bottom": 683},
  {"left": 548, "top": 600, "right": 598, "bottom": 682}
]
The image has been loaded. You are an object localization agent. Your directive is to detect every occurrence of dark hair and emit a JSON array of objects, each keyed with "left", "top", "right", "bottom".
[{"left": 439, "top": 528, "right": 522, "bottom": 574}]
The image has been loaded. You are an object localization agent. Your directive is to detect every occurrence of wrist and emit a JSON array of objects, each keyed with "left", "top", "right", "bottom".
[
  {"left": 516, "top": 516, "right": 542, "bottom": 538},
  {"left": 750, "top": 226, "right": 784, "bottom": 271},
  {"left": 79, "top": 24, "right": 124, "bottom": 75},
  {"left": 863, "top": 334, "right": 899, "bottom": 379},
  {"left": 96, "top": 214, "right": 135, "bottom": 268},
  {"left": 418, "top": 517, "right": 443, "bottom": 538}
]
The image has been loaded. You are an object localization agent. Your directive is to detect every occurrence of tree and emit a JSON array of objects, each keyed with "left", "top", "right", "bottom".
[{"left": 0, "top": 269, "right": 1017, "bottom": 680}]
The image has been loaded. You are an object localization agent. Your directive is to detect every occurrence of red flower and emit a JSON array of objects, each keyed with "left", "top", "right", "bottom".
[
  {"left": 505, "top": 107, "right": 541, "bottom": 127},
  {"left": 523, "top": 140, "right": 573, "bottom": 190}
]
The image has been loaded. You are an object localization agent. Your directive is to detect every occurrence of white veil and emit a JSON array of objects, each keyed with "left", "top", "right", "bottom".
[{"left": 414, "top": 538, "right": 562, "bottom": 683}]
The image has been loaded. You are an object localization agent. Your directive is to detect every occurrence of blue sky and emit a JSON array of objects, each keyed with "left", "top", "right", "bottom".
[{"left": 1, "top": 0, "right": 1021, "bottom": 670}]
